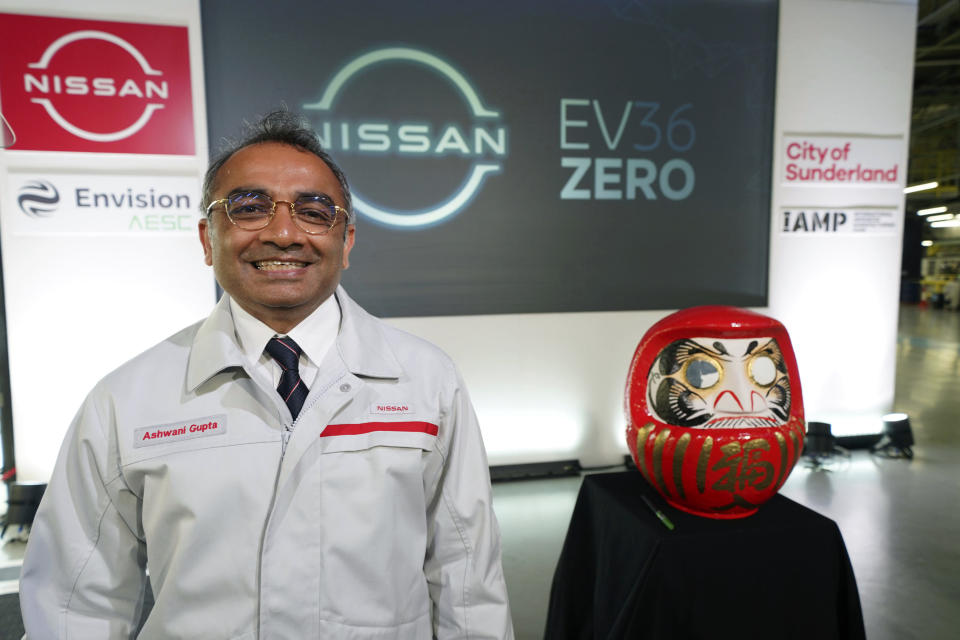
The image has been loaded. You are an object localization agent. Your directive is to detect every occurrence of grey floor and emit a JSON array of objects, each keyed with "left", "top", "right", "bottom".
[
  {"left": 493, "top": 303, "right": 960, "bottom": 640},
  {"left": 2, "top": 305, "right": 958, "bottom": 638}
]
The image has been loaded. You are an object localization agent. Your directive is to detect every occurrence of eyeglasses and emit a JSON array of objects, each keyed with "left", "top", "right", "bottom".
[{"left": 206, "top": 191, "right": 348, "bottom": 235}]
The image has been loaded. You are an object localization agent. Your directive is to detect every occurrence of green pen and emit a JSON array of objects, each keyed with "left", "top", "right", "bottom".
[{"left": 642, "top": 495, "right": 675, "bottom": 531}]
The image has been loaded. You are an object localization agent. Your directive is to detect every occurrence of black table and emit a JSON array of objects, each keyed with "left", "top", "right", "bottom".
[{"left": 545, "top": 471, "right": 865, "bottom": 639}]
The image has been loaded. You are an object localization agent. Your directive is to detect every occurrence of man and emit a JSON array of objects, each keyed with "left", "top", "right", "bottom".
[{"left": 20, "top": 111, "right": 514, "bottom": 639}]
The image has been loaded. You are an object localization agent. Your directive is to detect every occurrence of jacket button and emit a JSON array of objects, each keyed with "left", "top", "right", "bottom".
[{"left": 339, "top": 383, "right": 351, "bottom": 392}]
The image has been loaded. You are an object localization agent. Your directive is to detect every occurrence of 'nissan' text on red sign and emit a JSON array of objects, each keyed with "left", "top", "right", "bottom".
[{"left": 0, "top": 13, "right": 195, "bottom": 155}]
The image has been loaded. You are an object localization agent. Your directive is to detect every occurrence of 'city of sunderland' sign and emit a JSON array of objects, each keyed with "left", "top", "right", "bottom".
[{"left": 781, "top": 134, "right": 904, "bottom": 187}]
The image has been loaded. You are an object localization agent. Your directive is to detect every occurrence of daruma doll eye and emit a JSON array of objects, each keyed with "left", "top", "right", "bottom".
[
  {"left": 684, "top": 357, "right": 720, "bottom": 389},
  {"left": 750, "top": 356, "right": 777, "bottom": 386}
]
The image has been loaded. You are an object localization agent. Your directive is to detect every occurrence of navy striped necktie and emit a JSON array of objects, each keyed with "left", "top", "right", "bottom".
[{"left": 265, "top": 337, "right": 308, "bottom": 420}]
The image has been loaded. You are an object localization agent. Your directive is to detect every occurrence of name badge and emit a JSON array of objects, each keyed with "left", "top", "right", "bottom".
[{"left": 134, "top": 415, "right": 227, "bottom": 448}]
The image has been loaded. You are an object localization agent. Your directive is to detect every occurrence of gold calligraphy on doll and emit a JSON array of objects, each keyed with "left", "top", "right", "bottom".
[{"left": 711, "top": 439, "right": 775, "bottom": 493}]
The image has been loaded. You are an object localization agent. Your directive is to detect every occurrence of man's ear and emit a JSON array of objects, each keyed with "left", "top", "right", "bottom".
[
  {"left": 199, "top": 218, "right": 214, "bottom": 266},
  {"left": 341, "top": 224, "right": 356, "bottom": 269}
]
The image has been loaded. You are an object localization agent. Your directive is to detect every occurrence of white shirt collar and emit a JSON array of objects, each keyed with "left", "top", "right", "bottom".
[{"left": 229, "top": 294, "right": 341, "bottom": 369}]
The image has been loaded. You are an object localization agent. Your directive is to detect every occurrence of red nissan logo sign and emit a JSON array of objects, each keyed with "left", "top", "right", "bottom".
[{"left": 0, "top": 13, "right": 195, "bottom": 154}]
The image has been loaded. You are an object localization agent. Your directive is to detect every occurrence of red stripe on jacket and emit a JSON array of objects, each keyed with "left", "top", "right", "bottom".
[{"left": 320, "top": 421, "right": 439, "bottom": 437}]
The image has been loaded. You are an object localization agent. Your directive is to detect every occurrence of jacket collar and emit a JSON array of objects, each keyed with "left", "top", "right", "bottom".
[
  {"left": 332, "top": 286, "right": 403, "bottom": 380},
  {"left": 186, "top": 294, "right": 245, "bottom": 391},
  {"left": 186, "top": 286, "right": 401, "bottom": 391}
]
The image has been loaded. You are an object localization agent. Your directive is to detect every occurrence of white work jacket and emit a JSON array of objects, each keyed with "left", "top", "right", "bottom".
[{"left": 20, "top": 287, "right": 513, "bottom": 639}]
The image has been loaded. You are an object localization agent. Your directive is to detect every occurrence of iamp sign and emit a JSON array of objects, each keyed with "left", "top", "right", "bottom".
[{"left": 0, "top": 13, "right": 194, "bottom": 154}]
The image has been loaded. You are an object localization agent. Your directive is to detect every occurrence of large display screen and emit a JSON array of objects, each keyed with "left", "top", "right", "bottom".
[{"left": 201, "top": 0, "right": 777, "bottom": 316}]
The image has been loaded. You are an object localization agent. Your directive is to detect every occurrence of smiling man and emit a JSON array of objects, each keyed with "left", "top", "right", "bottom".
[
  {"left": 199, "top": 139, "right": 355, "bottom": 333},
  {"left": 20, "top": 111, "right": 514, "bottom": 639}
]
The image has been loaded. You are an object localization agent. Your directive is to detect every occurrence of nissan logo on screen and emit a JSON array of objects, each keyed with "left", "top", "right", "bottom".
[{"left": 303, "top": 46, "right": 508, "bottom": 229}]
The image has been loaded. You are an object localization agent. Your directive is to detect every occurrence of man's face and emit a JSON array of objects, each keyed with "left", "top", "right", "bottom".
[{"left": 199, "top": 142, "right": 355, "bottom": 332}]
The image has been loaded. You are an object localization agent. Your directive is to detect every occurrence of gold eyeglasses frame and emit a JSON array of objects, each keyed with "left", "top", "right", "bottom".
[{"left": 205, "top": 193, "right": 349, "bottom": 236}]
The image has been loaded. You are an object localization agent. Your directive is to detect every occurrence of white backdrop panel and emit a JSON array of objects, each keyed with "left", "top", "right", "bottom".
[{"left": 0, "top": 0, "right": 212, "bottom": 480}]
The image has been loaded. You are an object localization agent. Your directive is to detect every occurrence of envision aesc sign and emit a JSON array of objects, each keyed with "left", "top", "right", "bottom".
[{"left": 7, "top": 172, "right": 197, "bottom": 234}]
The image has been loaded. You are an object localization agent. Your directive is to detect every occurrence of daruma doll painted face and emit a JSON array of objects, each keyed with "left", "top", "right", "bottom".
[{"left": 625, "top": 306, "right": 805, "bottom": 518}]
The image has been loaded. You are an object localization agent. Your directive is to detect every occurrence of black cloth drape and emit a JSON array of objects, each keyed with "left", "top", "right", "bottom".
[{"left": 545, "top": 471, "right": 865, "bottom": 640}]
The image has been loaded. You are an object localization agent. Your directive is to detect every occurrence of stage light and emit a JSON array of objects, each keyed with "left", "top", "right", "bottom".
[
  {"left": 904, "top": 181, "right": 938, "bottom": 194},
  {"left": 479, "top": 409, "right": 583, "bottom": 463},
  {"left": 804, "top": 422, "right": 834, "bottom": 456},
  {"left": 1, "top": 481, "right": 46, "bottom": 538},
  {"left": 872, "top": 413, "right": 914, "bottom": 459},
  {"left": 803, "top": 421, "right": 849, "bottom": 469}
]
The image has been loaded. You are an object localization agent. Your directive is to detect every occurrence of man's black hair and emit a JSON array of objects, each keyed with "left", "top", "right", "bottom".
[{"left": 202, "top": 109, "right": 353, "bottom": 223}]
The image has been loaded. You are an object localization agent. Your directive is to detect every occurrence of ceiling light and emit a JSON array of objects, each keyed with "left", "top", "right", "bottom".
[
  {"left": 930, "top": 219, "right": 960, "bottom": 228},
  {"left": 926, "top": 213, "right": 955, "bottom": 222},
  {"left": 917, "top": 206, "right": 948, "bottom": 216},
  {"left": 904, "top": 181, "right": 938, "bottom": 194},
  {"left": 921, "top": 240, "right": 933, "bottom": 246}
]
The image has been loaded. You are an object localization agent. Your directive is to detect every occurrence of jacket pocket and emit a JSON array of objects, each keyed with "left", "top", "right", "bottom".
[
  {"left": 315, "top": 419, "right": 439, "bottom": 454},
  {"left": 316, "top": 611, "right": 433, "bottom": 639},
  {"left": 306, "top": 430, "right": 436, "bottom": 632}
]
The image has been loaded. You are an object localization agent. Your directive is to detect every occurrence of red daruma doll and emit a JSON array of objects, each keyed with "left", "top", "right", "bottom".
[{"left": 625, "top": 306, "right": 805, "bottom": 518}]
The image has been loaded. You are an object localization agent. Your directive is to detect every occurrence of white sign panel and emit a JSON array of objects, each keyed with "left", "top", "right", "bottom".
[
  {"left": 781, "top": 134, "right": 903, "bottom": 187},
  {"left": 779, "top": 207, "right": 900, "bottom": 236},
  {"left": 6, "top": 172, "right": 199, "bottom": 235}
]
